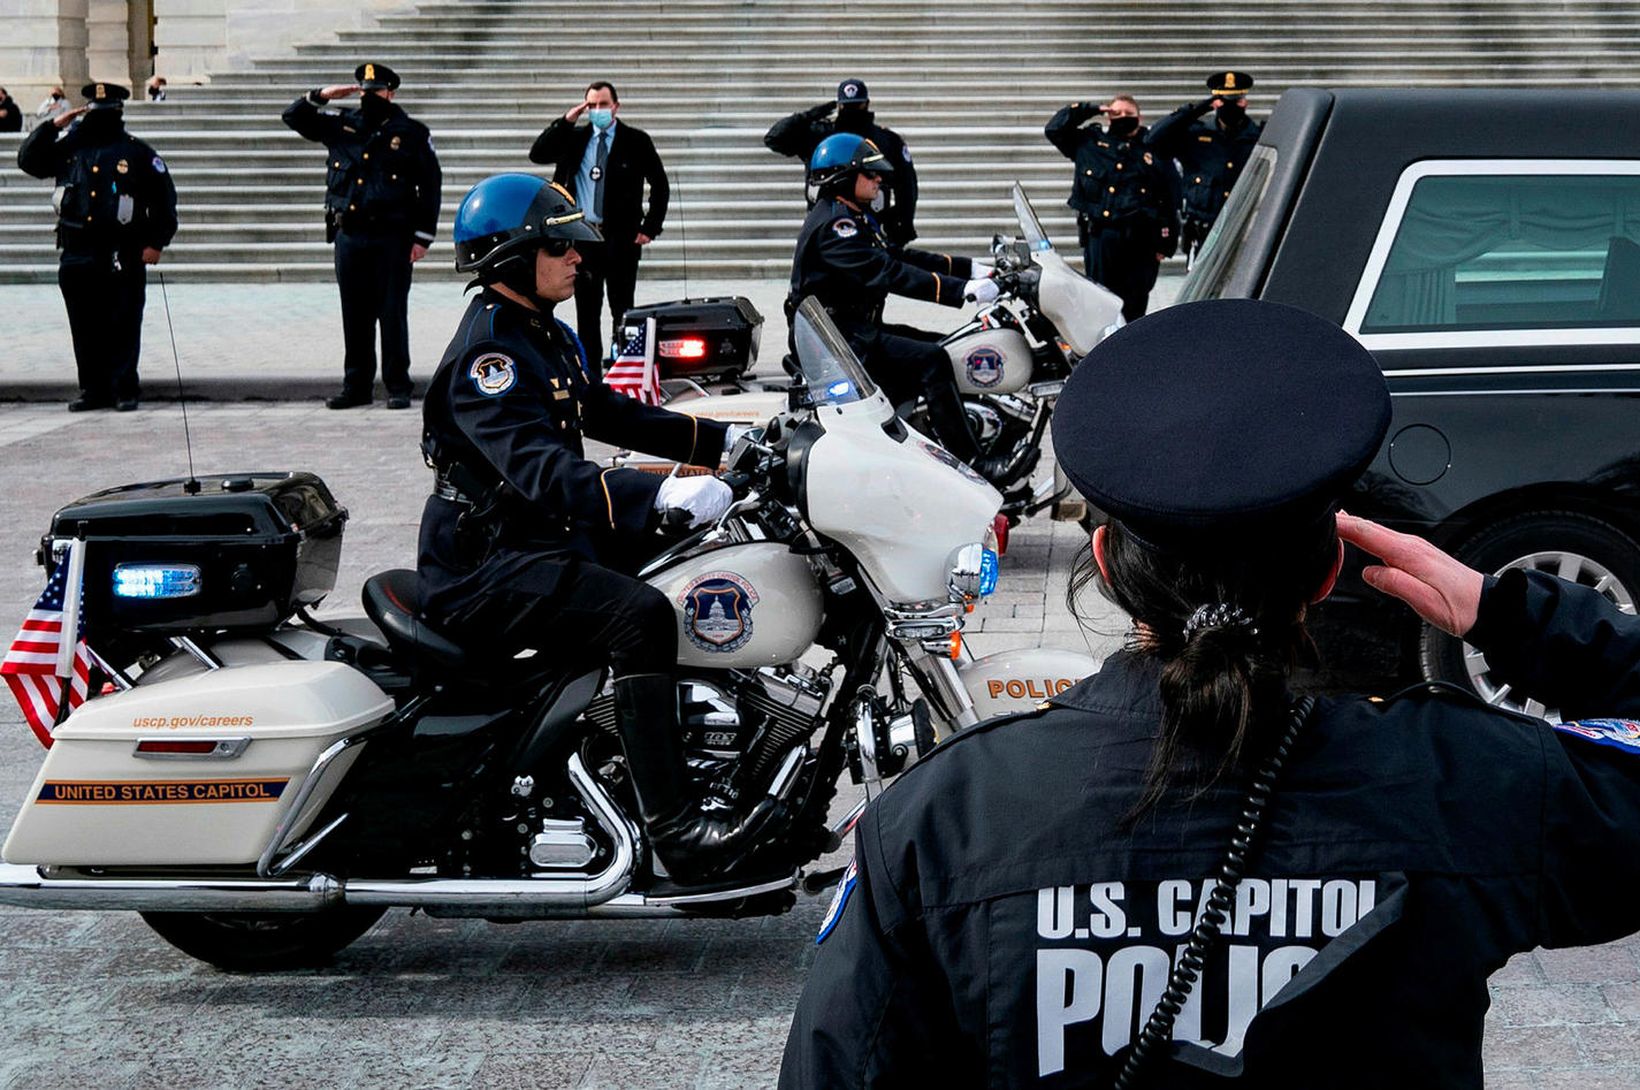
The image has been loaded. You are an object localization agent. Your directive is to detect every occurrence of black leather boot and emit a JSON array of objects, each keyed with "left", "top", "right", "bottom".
[{"left": 612, "top": 674, "right": 777, "bottom": 883}]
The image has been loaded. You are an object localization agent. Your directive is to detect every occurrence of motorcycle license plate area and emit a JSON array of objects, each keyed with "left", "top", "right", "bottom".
[{"left": 2, "top": 662, "right": 392, "bottom": 867}]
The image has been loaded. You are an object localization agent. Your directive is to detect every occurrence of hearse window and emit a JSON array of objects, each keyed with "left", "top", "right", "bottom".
[
  {"left": 1360, "top": 172, "right": 1640, "bottom": 333},
  {"left": 1177, "top": 145, "right": 1278, "bottom": 304}
]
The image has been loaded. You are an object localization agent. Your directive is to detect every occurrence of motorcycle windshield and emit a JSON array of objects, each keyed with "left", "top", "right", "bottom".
[
  {"left": 1012, "top": 183, "right": 1052, "bottom": 252},
  {"left": 791, "top": 297, "right": 878, "bottom": 407}
]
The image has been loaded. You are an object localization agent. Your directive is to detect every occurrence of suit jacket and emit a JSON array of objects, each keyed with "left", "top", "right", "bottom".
[{"left": 528, "top": 118, "right": 669, "bottom": 245}]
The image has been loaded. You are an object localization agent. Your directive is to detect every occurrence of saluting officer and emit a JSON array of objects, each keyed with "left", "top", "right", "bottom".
[
  {"left": 789, "top": 133, "right": 1010, "bottom": 484},
  {"left": 766, "top": 79, "right": 920, "bottom": 247},
  {"left": 17, "top": 81, "right": 177, "bottom": 413},
  {"left": 1045, "top": 93, "right": 1179, "bottom": 321},
  {"left": 418, "top": 174, "right": 772, "bottom": 882},
  {"left": 783, "top": 298, "right": 1640, "bottom": 1087},
  {"left": 283, "top": 62, "right": 442, "bottom": 410},
  {"left": 1147, "top": 71, "right": 1263, "bottom": 263}
]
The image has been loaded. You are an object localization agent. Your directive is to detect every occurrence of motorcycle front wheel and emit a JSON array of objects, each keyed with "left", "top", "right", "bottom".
[{"left": 140, "top": 906, "right": 387, "bottom": 971}]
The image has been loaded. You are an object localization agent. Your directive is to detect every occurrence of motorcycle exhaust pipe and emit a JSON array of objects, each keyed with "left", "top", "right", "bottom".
[{"left": 0, "top": 863, "right": 341, "bottom": 913}]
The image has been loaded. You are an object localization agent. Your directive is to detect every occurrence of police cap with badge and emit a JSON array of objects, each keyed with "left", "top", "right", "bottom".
[
  {"left": 81, "top": 81, "right": 130, "bottom": 111},
  {"left": 355, "top": 62, "right": 401, "bottom": 92},
  {"left": 1051, "top": 298, "right": 1391, "bottom": 549},
  {"left": 836, "top": 78, "right": 870, "bottom": 105},
  {"left": 1207, "top": 70, "right": 1254, "bottom": 97}
]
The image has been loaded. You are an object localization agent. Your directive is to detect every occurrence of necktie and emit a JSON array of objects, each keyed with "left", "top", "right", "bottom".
[{"left": 594, "top": 131, "right": 608, "bottom": 220}]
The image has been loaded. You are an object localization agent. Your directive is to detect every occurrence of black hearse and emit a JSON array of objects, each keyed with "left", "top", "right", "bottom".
[{"left": 1178, "top": 88, "right": 1640, "bottom": 712}]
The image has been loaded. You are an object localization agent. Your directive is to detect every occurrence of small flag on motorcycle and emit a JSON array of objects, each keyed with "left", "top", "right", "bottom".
[
  {"left": 2, "top": 540, "right": 91, "bottom": 748},
  {"left": 605, "top": 315, "right": 662, "bottom": 406}
]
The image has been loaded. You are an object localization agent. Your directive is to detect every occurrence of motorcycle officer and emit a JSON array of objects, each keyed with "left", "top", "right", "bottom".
[
  {"left": 418, "top": 173, "right": 774, "bottom": 883},
  {"left": 788, "top": 132, "right": 1010, "bottom": 484}
]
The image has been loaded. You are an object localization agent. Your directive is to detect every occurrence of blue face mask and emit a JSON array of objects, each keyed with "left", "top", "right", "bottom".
[{"left": 588, "top": 108, "right": 613, "bottom": 130}]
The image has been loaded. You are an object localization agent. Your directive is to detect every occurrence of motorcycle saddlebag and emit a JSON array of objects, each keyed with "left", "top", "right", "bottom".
[
  {"left": 619, "top": 296, "right": 763, "bottom": 380},
  {"left": 40, "top": 471, "right": 346, "bottom": 635}
]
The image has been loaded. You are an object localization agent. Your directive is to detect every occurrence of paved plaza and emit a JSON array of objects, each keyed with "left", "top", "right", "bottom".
[{"left": 0, "top": 281, "right": 1637, "bottom": 1087}]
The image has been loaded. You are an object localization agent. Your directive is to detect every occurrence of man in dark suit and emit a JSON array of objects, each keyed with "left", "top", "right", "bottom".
[{"left": 529, "top": 81, "right": 669, "bottom": 362}]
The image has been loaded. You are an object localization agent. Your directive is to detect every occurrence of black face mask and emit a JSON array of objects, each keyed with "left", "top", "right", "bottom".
[
  {"left": 1216, "top": 102, "right": 1246, "bottom": 128},
  {"left": 359, "top": 93, "right": 392, "bottom": 126},
  {"left": 1108, "top": 116, "right": 1140, "bottom": 138},
  {"left": 75, "top": 107, "right": 124, "bottom": 141},
  {"left": 834, "top": 107, "right": 874, "bottom": 134}
]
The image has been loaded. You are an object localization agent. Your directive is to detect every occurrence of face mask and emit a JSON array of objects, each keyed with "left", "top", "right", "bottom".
[
  {"left": 835, "top": 107, "right": 873, "bottom": 134},
  {"left": 360, "top": 93, "right": 391, "bottom": 124},
  {"left": 1107, "top": 116, "right": 1139, "bottom": 138},
  {"left": 588, "top": 108, "right": 613, "bottom": 130},
  {"left": 1216, "top": 102, "right": 1246, "bottom": 127}
]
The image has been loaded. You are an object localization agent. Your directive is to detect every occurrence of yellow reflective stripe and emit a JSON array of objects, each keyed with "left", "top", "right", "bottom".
[
  {"left": 600, "top": 468, "right": 617, "bottom": 529},
  {"left": 688, "top": 415, "right": 699, "bottom": 463},
  {"left": 931, "top": 271, "right": 941, "bottom": 304}
]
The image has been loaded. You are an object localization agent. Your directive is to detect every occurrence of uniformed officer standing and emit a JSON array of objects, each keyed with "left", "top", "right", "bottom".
[
  {"left": 418, "top": 173, "right": 773, "bottom": 881},
  {"left": 283, "top": 63, "right": 442, "bottom": 410},
  {"left": 1146, "top": 71, "right": 1263, "bottom": 263},
  {"left": 17, "top": 82, "right": 177, "bottom": 412},
  {"left": 782, "top": 298, "right": 1640, "bottom": 1087},
  {"left": 766, "top": 79, "right": 920, "bottom": 247},
  {"left": 1045, "top": 94, "right": 1179, "bottom": 321},
  {"left": 789, "top": 133, "right": 1011, "bottom": 484}
]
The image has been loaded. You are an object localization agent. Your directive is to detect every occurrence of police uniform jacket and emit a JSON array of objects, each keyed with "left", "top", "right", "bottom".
[
  {"left": 782, "top": 567, "right": 1640, "bottom": 1088},
  {"left": 1145, "top": 100, "right": 1263, "bottom": 230},
  {"left": 788, "top": 196, "right": 970, "bottom": 333},
  {"left": 17, "top": 114, "right": 177, "bottom": 256},
  {"left": 527, "top": 118, "right": 669, "bottom": 246},
  {"left": 765, "top": 109, "right": 920, "bottom": 246},
  {"left": 417, "top": 289, "right": 727, "bottom": 619},
  {"left": 282, "top": 92, "right": 441, "bottom": 245},
  {"left": 1045, "top": 103, "right": 1179, "bottom": 256}
]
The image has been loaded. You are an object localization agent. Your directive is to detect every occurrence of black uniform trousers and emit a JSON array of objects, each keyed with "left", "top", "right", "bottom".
[
  {"left": 574, "top": 239, "right": 641, "bottom": 363},
  {"left": 846, "top": 320, "right": 979, "bottom": 463},
  {"left": 59, "top": 247, "right": 147, "bottom": 404},
  {"left": 1083, "top": 222, "right": 1162, "bottom": 323},
  {"left": 335, "top": 228, "right": 414, "bottom": 399}
]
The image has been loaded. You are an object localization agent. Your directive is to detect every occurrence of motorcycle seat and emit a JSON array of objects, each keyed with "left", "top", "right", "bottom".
[{"left": 361, "top": 569, "right": 470, "bottom": 674}]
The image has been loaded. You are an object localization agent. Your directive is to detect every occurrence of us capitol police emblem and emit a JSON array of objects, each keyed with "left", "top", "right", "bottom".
[
  {"left": 469, "top": 353, "right": 517, "bottom": 397},
  {"left": 678, "top": 571, "right": 760, "bottom": 653}
]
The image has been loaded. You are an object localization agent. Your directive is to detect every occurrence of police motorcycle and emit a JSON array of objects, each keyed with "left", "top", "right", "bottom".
[
  {"left": 627, "top": 185, "right": 1125, "bottom": 521},
  {"left": 0, "top": 300, "right": 1095, "bottom": 971}
]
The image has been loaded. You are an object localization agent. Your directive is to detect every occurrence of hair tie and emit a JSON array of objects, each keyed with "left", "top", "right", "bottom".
[{"left": 1183, "top": 603, "right": 1257, "bottom": 640}]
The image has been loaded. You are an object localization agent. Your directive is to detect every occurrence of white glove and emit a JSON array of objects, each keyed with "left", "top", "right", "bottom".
[
  {"left": 971, "top": 259, "right": 995, "bottom": 276},
  {"left": 655, "top": 474, "right": 733, "bottom": 528},
  {"left": 965, "top": 277, "right": 1001, "bottom": 304}
]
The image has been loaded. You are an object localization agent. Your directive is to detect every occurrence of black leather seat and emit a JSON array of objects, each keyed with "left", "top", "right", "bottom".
[{"left": 361, "top": 569, "right": 471, "bottom": 674}]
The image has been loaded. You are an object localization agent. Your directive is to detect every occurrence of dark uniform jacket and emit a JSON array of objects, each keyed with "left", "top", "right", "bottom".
[
  {"left": 417, "top": 289, "right": 726, "bottom": 620},
  {"left": 282, "top": 93, "right": 441, "bottom": 245},
  {"left": 766, "top": 107, "right": 919, "bottom": 246},
  {"left": 782, "top": 568, "right": 1640, "bottom": 1087},
  {"left": 528, "top": 118, "right": 669, "bottom": 246},
  {"left": 0, "top": 96, "right": 22, "bottom": 133},
  {"left": 1146, "top": 100, "right": 1263, "bottom": 236},
  {"left": 1045, "top": 104, "right": 1179, "bottom": 257},
  {"left": 17, "top": 113, "right": 177, "bottom": 255},
  {"left": 788, "top": 195, "right": 969, "bottom": 331}
]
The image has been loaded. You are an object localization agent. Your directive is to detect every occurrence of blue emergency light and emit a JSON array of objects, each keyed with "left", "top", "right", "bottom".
[
  {"left": 113, "top": 564, "right": 202, "bottom": 599},
  {"left": 978, "top": 548, "right": 1000, "bottom": 596}
]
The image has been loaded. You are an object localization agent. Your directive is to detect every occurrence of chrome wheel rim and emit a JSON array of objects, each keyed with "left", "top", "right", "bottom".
[{"left": 1464, "top": 549, "right": 1637, "bottom": 720}]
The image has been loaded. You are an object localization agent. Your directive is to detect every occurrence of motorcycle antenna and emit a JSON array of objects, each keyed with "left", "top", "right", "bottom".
[
  {"left": 673, "top": 168, "right": 690, "bottom": 299},
  {"left": 156, "top": 270, "right": 201, "bottom": 496}
]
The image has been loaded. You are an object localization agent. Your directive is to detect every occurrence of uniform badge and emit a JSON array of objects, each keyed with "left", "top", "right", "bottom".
[
  {"left": 389, "top": 135, "right": 401, "bottom": 151},
  {"left": 678, "top": 572, "right": 760, "bottom": 653},
  {"left": 469, "top": 352, "right": 517, "bottom": 397},
  {"left": 116, "top": 159, "right": 129, "bottom": 175},
  {"left": 1555, "top": 719, "right": 1640, "bottom": 754},
  {"left": 965, "top": 346, "right": 1005, "bottom": 389},
  {"left": 831, "top": 218, "right": 858, "bottom": 239},
  {"left": 816, "top": 858, "right": 858, "bottom": 945},
  {"left": 842, "top": 82, "right": 860, "bottom": 100},
  {"left": 1143, "top": 151, "right": 1154, "bottom": 165},
  {"left": 589, "top": 166, "right": 604, "bottom": 182},
  {"left": 151, "top": 156, "right": 167, "bottom": 174}
]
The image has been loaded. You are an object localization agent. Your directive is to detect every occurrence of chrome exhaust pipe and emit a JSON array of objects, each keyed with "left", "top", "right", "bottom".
[{"left": 0, "top": 864, "right": 341, "bottom": 913}]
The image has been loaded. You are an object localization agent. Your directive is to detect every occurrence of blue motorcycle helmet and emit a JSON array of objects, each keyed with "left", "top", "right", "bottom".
[
  {"left": 453, "top": 173, "right": 602, "bottom": 285},
  {"left": 807, "top": 133, "right": 893, "bottom": 194}
]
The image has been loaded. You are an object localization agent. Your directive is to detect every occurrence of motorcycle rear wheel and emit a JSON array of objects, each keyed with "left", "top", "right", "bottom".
[{"left": 140, "top": 906, "right": 387, "bottom": 971}]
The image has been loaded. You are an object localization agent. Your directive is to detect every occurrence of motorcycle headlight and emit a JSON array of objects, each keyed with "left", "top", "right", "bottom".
[{"left": 948, "top": 537, "right": 1001, "bottom": 600}]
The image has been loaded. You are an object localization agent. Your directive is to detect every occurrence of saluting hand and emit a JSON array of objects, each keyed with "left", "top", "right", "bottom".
[
  {"left": 54, "top": 105, "right": 88, "bottom": 129},
  {"left": 319, "top": 84, "right": 360, "bottom": 102},
  {"left": 1336, "top": 512, "right": 1483, "bottom": 637},
  {"left": 565, "top": 101, "right": 590, "bottom": 122}
]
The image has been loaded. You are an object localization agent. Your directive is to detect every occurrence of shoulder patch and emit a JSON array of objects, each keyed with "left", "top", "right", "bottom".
[
  {"left": 902, "top": 143, "right": 912, "bottom": 163},
  {"left": 469, "top": 352, "right": 517, "bottom": 397},
  {"left": 831, "top": 217, "right": 859, "bottom": 239},
  {"left": 151, "top": 155, "right": 167, "bottom": 174},
  {"left": 1555, "top": 719, "right": 1640, "bottom": 754},
  {"left": 816, "top": 858, "right": 858, "bottom": 944}
]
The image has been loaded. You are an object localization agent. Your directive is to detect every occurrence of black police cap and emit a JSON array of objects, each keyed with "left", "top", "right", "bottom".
[
  {"left": 1207, "top": 71, "right": 1254, "bottom": 96},
  {"left": 836, "top": 78, "right": 869, "bottom": 105},
  {"left": 81, "top": 82, "right": 130, "bottom": 108},
  {"left": 355, "top": 62, "right": 400, "bottom": 91},
  {"left": 1051, "top": 299, "right": 1390, "bottom": 549}
]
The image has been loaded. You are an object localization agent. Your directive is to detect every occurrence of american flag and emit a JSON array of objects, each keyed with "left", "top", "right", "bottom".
[
  {"left": 604, "top": 315, "right": 661, "bottom": 405},
  {"left": 2, "top": 540, "right": 91, "bottom": 748}
]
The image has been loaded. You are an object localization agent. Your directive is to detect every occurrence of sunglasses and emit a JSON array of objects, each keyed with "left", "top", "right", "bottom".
[
  {"left": 542, "top": 238, "right": 578, "bottom": 257},
  {"left": 862, "top": 171, "right": 883, "bottom": 181}
]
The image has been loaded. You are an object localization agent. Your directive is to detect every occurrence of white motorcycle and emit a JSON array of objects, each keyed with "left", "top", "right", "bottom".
[
  {"left": 0, "top": 300, "right": 1095, "bottom": 971},
  {"left": 636, "top": 184, "right": 1124, "bottom": 523}
]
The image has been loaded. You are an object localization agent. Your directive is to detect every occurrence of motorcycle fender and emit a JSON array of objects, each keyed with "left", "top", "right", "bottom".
[
  {"left": 957, "top": 647, "right": 1100, "bottom": 721},
  {"left": 945, "top": 327, "right": 1031, "bottom": 396}
]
